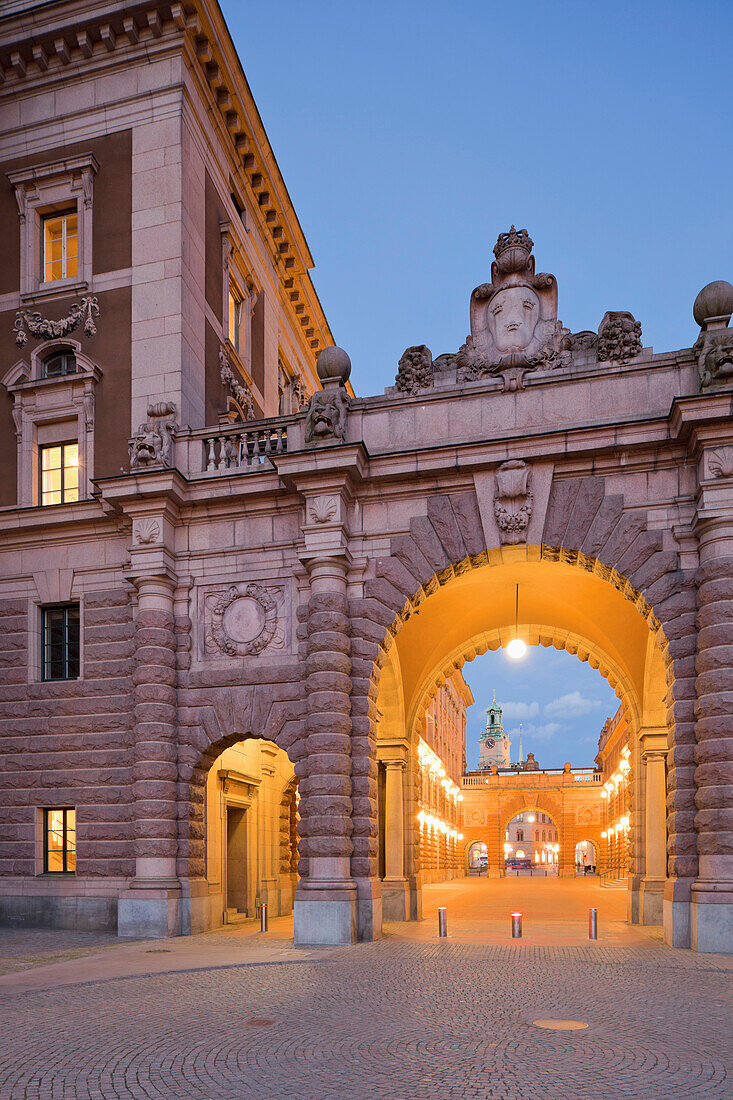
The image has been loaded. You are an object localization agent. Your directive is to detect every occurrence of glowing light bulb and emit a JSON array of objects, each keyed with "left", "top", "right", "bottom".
[{"left": 506, "top": 638, "right": 527, "bottom": 660}]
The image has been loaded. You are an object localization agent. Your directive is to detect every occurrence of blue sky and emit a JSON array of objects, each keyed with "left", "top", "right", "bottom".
[
  {"left": 461, "top": 647, "right": 619, "bottom": 771},
  {"left": 223, "top": 0, "right": 732, "bottom": 396},
  {"left": 220, "top": 3, "right": 725, "bottom": 765}
]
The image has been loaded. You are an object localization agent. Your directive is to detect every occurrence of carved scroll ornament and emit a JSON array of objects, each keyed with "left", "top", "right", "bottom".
[
  {"left": 493, "top": 459, "right": 533, "bottom": 545},
  {"left": 14, "top": 296, "right": 99, "bottom": 348},
  {"left": 219, "top": 345, "right": 255, "bottom": 421}
]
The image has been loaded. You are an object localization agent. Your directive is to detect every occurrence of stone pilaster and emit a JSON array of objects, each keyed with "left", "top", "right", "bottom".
[
  {"left": 293, "top": 555, "right": 357, "bottom": 944},
  {"left": 381, "top": 756, "right": 409, "bottom": 920},
  {"left": 639, "top": 732, "right": 668, "bottom": 925},
  {"left": 118, "top": 572, "right": 181, "bottom": 938},
  {"left": 691, "top": 515, "right": 733, "bottom": 952}
]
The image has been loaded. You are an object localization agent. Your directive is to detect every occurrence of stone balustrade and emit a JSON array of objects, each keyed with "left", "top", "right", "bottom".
[
  {"left": 173, "top": 415, "right": 302, "bottom": 476},
  {"left": 461, "top": 768, "right": 602, "bottom": 786}
]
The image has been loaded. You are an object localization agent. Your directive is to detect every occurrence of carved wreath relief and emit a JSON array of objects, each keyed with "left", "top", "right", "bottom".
[
  {"left": 493, "top": 459, "right": 532, "bottom": 545},
  {"left": 205, "top": 582, "right": 284, "bottom": 657}
]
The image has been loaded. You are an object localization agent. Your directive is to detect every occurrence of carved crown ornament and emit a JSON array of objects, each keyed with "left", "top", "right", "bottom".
[
  {"left": 392, "top": 227, "right": 644, "bottom": 394},
  {"left": 14, "top": 296, "right": 99, "bottom": 348}
]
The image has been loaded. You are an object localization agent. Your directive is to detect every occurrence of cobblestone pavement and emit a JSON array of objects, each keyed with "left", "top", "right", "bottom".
[
  {"left": 0, "top": 935, "right": 731, "bottom": 1099},
  {"left": 0, "top": 927, "right": 121, "bottom": 976}
]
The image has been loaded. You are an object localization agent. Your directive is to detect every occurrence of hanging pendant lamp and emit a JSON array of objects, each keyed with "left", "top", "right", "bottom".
[{"left": 506, "top": 583, "right": 527, "bottom": 660}]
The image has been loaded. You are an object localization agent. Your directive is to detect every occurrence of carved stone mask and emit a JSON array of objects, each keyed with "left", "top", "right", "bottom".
[{"left": 487, "top": 286, "right": 540, "bottom": 354}]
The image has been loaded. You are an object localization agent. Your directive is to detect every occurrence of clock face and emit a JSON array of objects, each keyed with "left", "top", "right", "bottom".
[{"left": 487, "top": 738, "right": 496, "bottom": 748}]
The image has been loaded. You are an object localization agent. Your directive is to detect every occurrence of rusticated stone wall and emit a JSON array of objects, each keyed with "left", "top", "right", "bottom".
[
  {"left": 300, "top": 577, "right": 354, "bottom": 873},
  {"left": 0, "top": 589, "right": 134, "bottom": 882},
  {"left": 694, "top": 558, "right": 733, "bottom": 861},
  {"left": 131, "top": 587, "right": 178, "bottom": 875}
]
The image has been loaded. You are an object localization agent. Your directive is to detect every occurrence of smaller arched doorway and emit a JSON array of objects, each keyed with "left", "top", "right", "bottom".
[
  {"left": 504, "top": 811, "right": 560, "bottom": 875},
  {"left": 467, "top": 840, "right": 488, "bottom": 874},
  {"left": 574, "top": 839, "right": 598, "bottom": 875}
]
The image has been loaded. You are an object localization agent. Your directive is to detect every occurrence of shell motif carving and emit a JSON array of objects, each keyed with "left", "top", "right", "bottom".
[
  {"left": 308, "top": 495, "right": 338, "bottom": 524},
  {"left": 708, "top": 447, "right": 733, "bottom": 479},
  {"left": 134, "top": 518, "right": 162, "bottom": 545}
]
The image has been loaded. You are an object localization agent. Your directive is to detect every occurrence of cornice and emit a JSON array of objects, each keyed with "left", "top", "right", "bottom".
[{"left": 0, "top": 0, "right": 334, "bottom": 365}]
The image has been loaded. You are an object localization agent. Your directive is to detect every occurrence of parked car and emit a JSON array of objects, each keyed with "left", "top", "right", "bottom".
[{"left": 506, "top": 857, "right": 533, "bottom": 871}]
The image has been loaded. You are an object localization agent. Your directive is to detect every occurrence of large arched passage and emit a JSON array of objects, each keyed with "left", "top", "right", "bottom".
[{"left": 372, "top": 546, "right": 673, "bottom": 937}]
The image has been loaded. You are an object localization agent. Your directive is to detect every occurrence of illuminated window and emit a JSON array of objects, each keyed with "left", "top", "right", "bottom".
[
  {"left": 40, "top": 442, "right": 78, "bottom": 505},
  {"left": 228, "top": 281, "right": 243, "bottom": 353},
  {"left": 41, "top": 351, "right": 77, "bottom": 379},
  {"left": 516, "top": 849, "right": 525, "bottom": 859},
  {"left": 42, "top": 211, "right": 78, "bottom": 282},
  {"left": 44, "top": 808, "right": 75, "bottom": 873},
  {"left": 41, "top": 604, "right": 80, "bottom": 681}
]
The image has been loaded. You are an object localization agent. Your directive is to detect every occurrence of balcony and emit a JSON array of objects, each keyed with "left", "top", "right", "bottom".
[{"left": 174, "top": 414, "right": 304, "bottom": 477}]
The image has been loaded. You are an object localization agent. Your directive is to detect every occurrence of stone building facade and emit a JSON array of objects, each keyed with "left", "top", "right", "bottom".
[
  {"left": 1, "top": 1, "right": 733, "bottom": 953},
  {"left": 461, "top": 766, "right": 603, "bottom": 879},
  {"left": 415, "top": 671, "right": 471, "bottom": 886},
  {"left": 505, "top": 811, "right": 559, "bottom": 869}
]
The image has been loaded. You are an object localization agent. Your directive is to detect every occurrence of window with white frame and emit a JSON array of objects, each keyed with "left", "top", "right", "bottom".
[
  {"left": 42, "top": 209, "right": 79, "bottom": 282},
  {"left": 2, "top": 340, "right": 101, "bottom": 508},
  {"left": 8, "top": 154, "right": 97, "bottom": 298},
  {"left": 41, "top": 350, "right": 77, "bottom": 379},
  {"left": 40, "top": 441, "right": 79, "bottom": 505},
  {"left": 228, "top": 280, "right": 244, "bottom": 354}
]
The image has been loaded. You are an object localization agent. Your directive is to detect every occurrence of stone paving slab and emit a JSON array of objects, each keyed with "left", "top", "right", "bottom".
[{"left": 0, "top": 936, "right": 731, "bottom": 1099}]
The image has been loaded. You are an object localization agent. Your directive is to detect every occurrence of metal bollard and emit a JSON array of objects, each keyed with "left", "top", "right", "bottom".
[
  {"left": 589, "top": 908, "right": 598, "bottom": 940},
  {"left": 260, "top": 902, "right": 268, "bottom": 932},
  {"left": 438, "top": 907, "right": 447, "bottom": 938},
  {"left": 511, "top": 911, "right": 522, "bottom": 938}
]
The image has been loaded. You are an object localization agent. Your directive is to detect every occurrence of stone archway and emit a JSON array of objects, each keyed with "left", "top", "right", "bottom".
[
  {"left": 363, "top": 485, "right": 695, "bottom": 948},
  {"left": 499, "top": 797, "right": 564, "bottom": 877}
]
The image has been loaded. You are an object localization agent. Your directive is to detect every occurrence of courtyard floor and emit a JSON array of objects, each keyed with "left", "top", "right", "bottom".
[{"left": 0, "top": 877, "right": 731, "bottom": 1099}]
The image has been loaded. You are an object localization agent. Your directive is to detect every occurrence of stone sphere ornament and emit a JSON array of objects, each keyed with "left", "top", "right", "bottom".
[
  {"left": 316, "top": 345, "right": 351, "bottom": 386},
  {"left": 693, "top": 280, "right": 733, "bottom": 329}
]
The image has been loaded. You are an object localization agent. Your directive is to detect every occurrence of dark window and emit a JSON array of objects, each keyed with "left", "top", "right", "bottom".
[
  {"left": 41, "top": 604, "right": 80, "bottom": 680},
  {"left": 42, "top": 351, "right": 77, "bottom": 379},
  {"left": 44, "top": 808, "right": 75, "bottom": 873}
]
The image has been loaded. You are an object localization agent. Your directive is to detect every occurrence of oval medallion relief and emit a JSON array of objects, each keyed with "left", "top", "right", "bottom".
[{"left": 208, "top": 583, "right": 278, "bottom": 656}]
